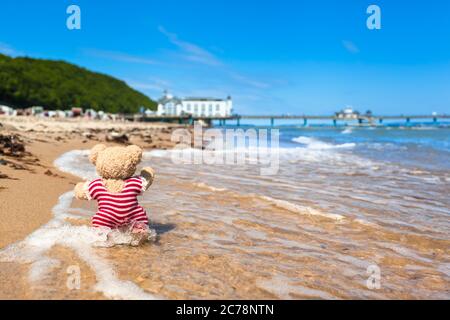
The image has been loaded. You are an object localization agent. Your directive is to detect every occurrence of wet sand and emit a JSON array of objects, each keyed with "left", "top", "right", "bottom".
[{"left": 0, "top": 116, "right": 184, "bottom": 299}]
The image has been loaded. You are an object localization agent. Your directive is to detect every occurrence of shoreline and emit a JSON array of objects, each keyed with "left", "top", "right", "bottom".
[
  {"left": 1, "top": 116, "right": 449, "bottom": 300},
  {"left": 0, "top": 116, "right": 184, "bottom": 249},
  {"left": 0, "top": 137, "right": 96, "bottom": 248},
  {"left": 0, "top": 116, "right": 188, "bottom": 299}
]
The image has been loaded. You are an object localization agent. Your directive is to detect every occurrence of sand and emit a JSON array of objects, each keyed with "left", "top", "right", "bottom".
[
  {"left": 0, "top": 116, "right": 184, "bottom": 249},
  {"left": 0, "top": 116, "right": 190, "bottom": 299},
  {"left": 1, "top": 116, "right": 448, "bottom": 300}
]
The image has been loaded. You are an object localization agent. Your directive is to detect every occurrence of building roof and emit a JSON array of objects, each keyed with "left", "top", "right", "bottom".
[
  {"left": 158, "top": 96, "right": 183, "bottom": 105},
  {"left": 183, "top": 97, "right": 225, "bottom": 102},
  {"left": 158, "top": 91, "right": 231, "bottom": 105}
]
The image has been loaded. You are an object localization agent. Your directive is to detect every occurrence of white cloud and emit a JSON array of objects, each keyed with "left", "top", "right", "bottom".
[
  {"left": 83, "top": 49, "right": 158, "bottom": 65},
  {"left": 125, "top": 78, "right": 174, "bottom": 97},
  {"left": 229, "top": 72, "right": 271, "bottom": 89},
  {"left": 342, "top": 40, "right": 360, "bottom": 54},
  {"left": 125, "top": 79, "right": 171, "bottom": 93},
  {"left": 0, "top": 42, "right": 23, "bottom": 57},
  {"left": 126, "top": 80, "right": 164, "bottom": 91},
  {"left": 158, "top": 26, "right": 222, "bottom": 66},
  {"left": 148, "top": 77, "right": 171, "bottom": 87},
  {"left": 86, "top": 27, "right": 283, "bottom": 113},
  {"left": 157, "top": 26, "right": 273, "bottom": 91}
]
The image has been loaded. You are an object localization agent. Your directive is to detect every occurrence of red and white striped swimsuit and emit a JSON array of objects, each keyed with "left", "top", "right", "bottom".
[{"left": 87, "top": 177, "right": 148, "bottom": 229}]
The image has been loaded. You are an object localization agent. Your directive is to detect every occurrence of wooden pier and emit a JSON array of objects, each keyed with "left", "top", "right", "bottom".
[{"left": 127, "top": 114, "right": 450, "bottom": 127}]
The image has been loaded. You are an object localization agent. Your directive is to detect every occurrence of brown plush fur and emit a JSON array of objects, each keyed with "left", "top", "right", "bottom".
[
  {"left": 92, "top": 144, "right": 143, "bottom": 180},
  {"left": 74, "top": 144, "right": 155, "bottom": 197},
  {"left": 74, "top": 181, "right": 88, "bottom": 200}
]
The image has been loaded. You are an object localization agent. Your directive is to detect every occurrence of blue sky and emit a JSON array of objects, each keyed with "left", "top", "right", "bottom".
[{"left": 0, "top": 0, "right": 449, "bottom": 115}]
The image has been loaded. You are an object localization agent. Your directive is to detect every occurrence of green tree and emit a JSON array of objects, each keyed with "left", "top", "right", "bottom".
[{"left": 0, "top": 54, "right": 156, "bottom": 112}]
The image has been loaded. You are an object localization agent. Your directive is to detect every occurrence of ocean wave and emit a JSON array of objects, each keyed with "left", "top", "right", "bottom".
[
  {"left": 257, "top": 274, "right": 339, "bottom": 299},
  {"left": 53, "top": 150, "right": 96, "bottom": 180},
  {"left": 187, "top": 180, "right": 381, "bottom": 227},
  {"left": 189, "top": 180, "right": 347, "bottom": 222},
  {"left": 145, "top": 145, "right": 381, "bottom": 178},
  {"left": 364, "top": 143, "right": 408, "bottom": 151},
  {"left": 259, "top": 195, "right": 345, "bottom": 221},
  {"left": 0, "top": 191, "right": 159, "bottom": 300},
  {"left": 341, "top": 128, "right": 353, "bottom": 134},
  {"left": 1, "top": 150, "right": 160, "bottom": 300},
  {"left": 292, "top": 136, "right": 356, "bottom": 150},
  {"left": 410, "top": 127, "right": 438, "bottom": 130},
  {"left": 193, "top": 182, "right": 228, "bottom": 192}
]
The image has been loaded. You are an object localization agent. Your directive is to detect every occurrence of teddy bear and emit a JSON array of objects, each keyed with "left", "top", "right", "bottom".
[{"left": 74, "top": 144, "right": 155, "bottom": 232}]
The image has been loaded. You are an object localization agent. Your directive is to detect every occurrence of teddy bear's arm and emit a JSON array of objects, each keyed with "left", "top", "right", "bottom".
[
  {"left": 140, "top": 167, "right": 155, "bottom": 191},
  {"left": 74, "top": 181, "right": 90, "bottom": 200}
]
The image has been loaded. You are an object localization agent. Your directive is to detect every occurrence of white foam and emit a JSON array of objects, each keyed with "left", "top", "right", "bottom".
[
  {"left": 292, "top": 136, "right": 356, "bottom": 150},
  {"left": 146, "top": 144, "right": 370, "bottom": 169},
  {"left": 411, "top": 126, "right": 437, "bottom": 130},
  {"left": 259, "top": 195, "right": 345, "bottom": 221},
  {"left": 365, "top": 143, "right": 407, "bottom": 151},
  {"left": 193, "top": 182, "right": 227, "bottom": 192},
  {"left": 29, "top": 257, "right": 61, "bottom": 283},
  {"left": 0, "top": 191, "right": 159, "bottom": 299},
  {"left": 258, "top": 274, "right": 338, "bottom": 299},
  {"left": 145, "top": 149, "right": 171, "bottom": 158},
  {"left": 54, "top": 150, "right": 96, "bottom": 180},
  {"left": 341, "top": 128, "right": 353, "bottom": 134},
  {"left": 1, "top": 150, "right": 161, "bottom": 300},
  {"left": 353, "top": 218, "right": 378, "bottom": 227}
]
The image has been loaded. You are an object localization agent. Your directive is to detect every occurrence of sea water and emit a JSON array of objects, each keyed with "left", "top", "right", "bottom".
[{"left": 1, "top": 126, "right": 449, "bottom": 299}]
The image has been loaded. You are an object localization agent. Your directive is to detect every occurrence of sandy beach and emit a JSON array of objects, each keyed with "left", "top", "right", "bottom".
[
  {"left": 0, "top": 116, "right": 187, "bottom": 298},
  {"left": 2, "top": 0, "right": 450, "bottom": 305},
  {"left": 1, "top": 116, "right": 449, "bottom": 300},
  {"left": 0, "top": 116, "right": 183, "bottom": 246}
]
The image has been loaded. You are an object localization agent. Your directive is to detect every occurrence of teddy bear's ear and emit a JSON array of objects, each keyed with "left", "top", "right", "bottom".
[
  {"left": 126, "top": 145, "right": 143, "bottom": 164},
  {"left": 89, "top": 144, "right": 107, "bottom": 164}
]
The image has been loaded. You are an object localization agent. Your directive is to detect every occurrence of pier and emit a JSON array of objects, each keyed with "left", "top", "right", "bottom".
[{"left": 128, "top": 114, "right": 450, "bottom": 127}]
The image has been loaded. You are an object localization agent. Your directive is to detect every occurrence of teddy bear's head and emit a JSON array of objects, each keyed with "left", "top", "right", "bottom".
[{"left": 89, "top": 144, "right": 143, "bottom": 180}]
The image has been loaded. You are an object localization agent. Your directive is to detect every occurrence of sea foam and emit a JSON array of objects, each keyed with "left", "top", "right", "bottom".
[
  {"left": 292, "top": 136, "right": 356, "bottom": 150},
  {"left": 0, "top": 191, "right": 159, "bottom": 299},
  {"left": 0, "top": 151, "right": 160, "bottom": 300},
  {"left": 54, "top": 149, "right": 96, "bottom": 179},
  {"left": 341, "top": 128, "right": 353, "bottom": 134},
  {"left": 259, "top": 195, "right": 345, "bottom": 221}
]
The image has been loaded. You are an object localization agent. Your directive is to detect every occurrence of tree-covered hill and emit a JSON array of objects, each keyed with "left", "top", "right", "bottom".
[{"left": 0, "top": 54, "right": 156, "bottom": 113}]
